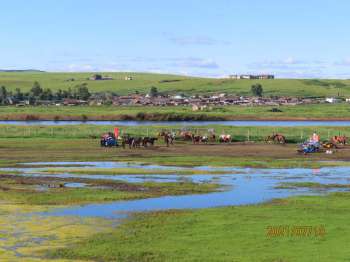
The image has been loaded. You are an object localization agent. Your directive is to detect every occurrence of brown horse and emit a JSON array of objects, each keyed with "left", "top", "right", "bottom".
[
  {"left": 219, "top": 134, "right": 231, "bottom": 143},
  {"left": 179, "top": 131, "right": 193, "bottom": 141},
  {"left": 265, "top": 133, "right": 286, "bottom": 144},
  {"left": 332, "top": 135, "right": 347, "bottom": 145}
]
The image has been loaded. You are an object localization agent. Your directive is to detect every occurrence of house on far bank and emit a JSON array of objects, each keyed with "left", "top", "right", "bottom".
[
  {"left": 192, "top": 104, "right": 207, "bottom": 111},
  {"left": 103, "top": 76, "right": 113, "bottom": 80},
  {"left": 89, "top": 74, "right": 113, "bottom": 81},
  {"left": 325, "top": 97, "right": 341, "bottom": 103},
  {"left": 229, "top": 74, "right": 274, "bottom": 80}
]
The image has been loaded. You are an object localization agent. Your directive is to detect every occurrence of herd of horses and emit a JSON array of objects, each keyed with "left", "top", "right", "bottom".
[
  {"left": 265, "top": 133, "right": 348, "bottom": 149},
  {"left": 100, "top": 131, "right": 348, "bottom": 149}
]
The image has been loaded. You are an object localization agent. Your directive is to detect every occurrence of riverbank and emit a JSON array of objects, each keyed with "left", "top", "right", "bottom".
[{"left": 1, "top": 103, "right": 350, "bottom": 121}]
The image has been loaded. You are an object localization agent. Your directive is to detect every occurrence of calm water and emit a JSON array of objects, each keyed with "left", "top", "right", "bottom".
[
  {"left": 1, "top": 120, "right": 350, "bottom": 126},
  {"left": 5, "top": 162, "right": 350, "bottom": 219}
]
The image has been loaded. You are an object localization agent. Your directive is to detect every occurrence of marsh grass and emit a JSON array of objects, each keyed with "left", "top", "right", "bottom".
[
  {"left": 49, "top": 192, "right": 350, "bottom": 261},
  {"left": 276, "top": 182, "right": 350, "bottom": 189}
]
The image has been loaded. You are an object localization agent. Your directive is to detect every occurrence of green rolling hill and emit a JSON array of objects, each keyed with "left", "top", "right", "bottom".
[{"left": 0, "top": 72, "right": 350, "bottom": 97}]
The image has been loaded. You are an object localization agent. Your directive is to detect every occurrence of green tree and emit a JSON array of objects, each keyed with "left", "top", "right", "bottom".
[
  {"left": 30, "top": 81, "right": 43, "bottom": 97},
  {"left": 0, "top": 86, "right": 8, "bottom": 104},
  {"left": 14, "top": 88, "right": 24, "bottom": 101},
  {"left": 75, "top": 84, "right": 91, "bottom": 100},
  {"left": 55, "top": 89, "right": 63, "bottom": 100},
  {"left": 40, "top": 88, "right": 54, "bottom": 100},
  {"left": 149, "top": 86, "right": 158, "bottom": 97},
  {"left": 251, "top": 83, "right": 263, "bottom": 97}
]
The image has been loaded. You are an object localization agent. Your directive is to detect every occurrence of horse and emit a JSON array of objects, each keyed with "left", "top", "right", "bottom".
[
  {"left": 159, "top": 131, "right": 175, "bottom": 147},
  {"left": 265, "top": 133, "right": 286, "bottom": 144},
  {"left": 219, "top": 134, "right": 231, "bottom": 143},
  {"left": 179, "top": 131, "right": 193, "bottom": 141},
  {"left": 121, "top": 135, "right": 135, "bottom": 149},
  {"left": 201, "top": 135, "right": 209, "bottom": 144},
  {"left": 191, "top": 134, "right": 210, "bottom": 144},
  {"left": 331, "top": 135, "right": 347, "bottom": 145},
  {"left": 191, "top": 134, "right": 202, "bottom": 144},
  {"left": 132, "top": 137, "right": 143, "bottom": 148},
  {"left": 209, "top": 133, "right": 216, "bottom": 143},
  {"left": 142, "top": 137, "right": 158, "bottom": 147}
]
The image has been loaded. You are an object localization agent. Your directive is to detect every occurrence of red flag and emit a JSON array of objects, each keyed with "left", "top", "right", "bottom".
[{"left": 114, "top": 128, "right": 119, "bottom": 138}]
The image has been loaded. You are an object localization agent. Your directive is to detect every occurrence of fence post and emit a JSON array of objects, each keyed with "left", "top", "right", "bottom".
[{"left": 247, "top": 130, "right": 250, "bottom": 142}]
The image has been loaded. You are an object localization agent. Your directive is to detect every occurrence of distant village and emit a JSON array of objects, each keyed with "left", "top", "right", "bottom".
[
  {"left": 5, "top": 92, "right": 346, "bottom": 110},
  {"left": 0, "top": 74, "right": 348, "bottom": 109}
]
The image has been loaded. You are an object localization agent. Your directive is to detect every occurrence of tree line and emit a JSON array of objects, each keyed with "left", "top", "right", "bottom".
[{"left": 0, "top": 82, "right": 91, "bottom": 104}]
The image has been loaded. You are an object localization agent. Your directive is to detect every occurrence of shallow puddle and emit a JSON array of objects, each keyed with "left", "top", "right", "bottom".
[{"left": 4, "top": 162, "right": 350, "bottom": 219}]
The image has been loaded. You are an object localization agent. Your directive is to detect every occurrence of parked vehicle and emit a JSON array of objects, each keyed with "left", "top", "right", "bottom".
[{"left": 100, "top": 132, "right": 118, "bottom": 147}]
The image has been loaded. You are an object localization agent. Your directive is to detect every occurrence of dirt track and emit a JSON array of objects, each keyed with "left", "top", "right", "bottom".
[
  {"left": 115, "top": 142, "right": 350, "bottom": 161},
  {"left": 1, "top": 139, "right": 350, "bottom": 165}
]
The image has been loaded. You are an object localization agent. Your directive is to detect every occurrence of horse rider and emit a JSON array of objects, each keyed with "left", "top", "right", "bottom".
[{"left": 309, "top": 132, "right": 320, "bottom": 147}]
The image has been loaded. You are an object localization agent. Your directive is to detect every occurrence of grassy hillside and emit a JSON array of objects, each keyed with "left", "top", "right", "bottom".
[{"left": 1, "top": 72, "right": 350, "bottom": 97}]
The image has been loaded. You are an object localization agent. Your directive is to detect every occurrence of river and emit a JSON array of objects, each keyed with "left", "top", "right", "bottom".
[
  {"left": 1, "top": 120, "right": 350, "bottom": 126},
  {"left": 4, "top": 162, "right": 350, "bottom": 219}
]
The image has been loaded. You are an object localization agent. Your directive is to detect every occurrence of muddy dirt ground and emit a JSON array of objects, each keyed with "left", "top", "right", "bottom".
[{"left": 1, "top": 139, "right": 349, "bottom": 165}]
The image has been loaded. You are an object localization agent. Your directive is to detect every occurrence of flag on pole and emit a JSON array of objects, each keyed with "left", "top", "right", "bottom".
[{"left": 114, "top": 127, "right": 119, "bottom": 138}]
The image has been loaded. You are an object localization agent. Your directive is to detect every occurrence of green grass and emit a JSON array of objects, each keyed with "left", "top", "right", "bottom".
[
  {"left": 276, "top": 182, "right": 350, "bottom": 189},
  {"left": 39, "top": 167, "right": 230, "bottom": 175},
  {"left": 0, "top": 179, "right": 220, "bottom": 205},
  {"left": 119, "top": 156, "right": 350, "bottom": 169},
  {"left": 2, "top": 103, "right": 350, "bottom": 121},
  {"left": 0, "top": 124, "right": 349, "bottom": 144},
  {"left": 49, "top": 192, "right": 350, "bottom": 262},
  {"left": 0, "top": 187, "right": 143, "bottom": 205},
  {"left": 2, "top": 72, "right": 350, "bottom": 97}
]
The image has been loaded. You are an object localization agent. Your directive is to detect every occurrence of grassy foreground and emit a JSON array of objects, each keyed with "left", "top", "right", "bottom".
[
  {"left": 1, "top": 72, "right": 350, "bottom": 97},
  {"left": 0, "top": 204, "right": 114, "bottom": 261},
  {"left": 2, "top": 103, "right": 350, "bottom": 121},
  {"left": 50, "top": 192, "right": 350, "bottom": 262}
]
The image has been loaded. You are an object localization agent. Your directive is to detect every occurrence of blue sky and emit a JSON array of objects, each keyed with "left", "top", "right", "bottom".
[{"left": 1, "top": 0, "right": 350, "bottom": 78}]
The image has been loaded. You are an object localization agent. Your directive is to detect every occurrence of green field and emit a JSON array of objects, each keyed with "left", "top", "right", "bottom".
[
  {"left": 1, "top": 103, "right": 350, "bottom": 121},
  {"left": 1, "top": 71, "right": 350, "bottom": 97},
  {"left": 51, "top": 193, "right": 350, "bottom": 262}
]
